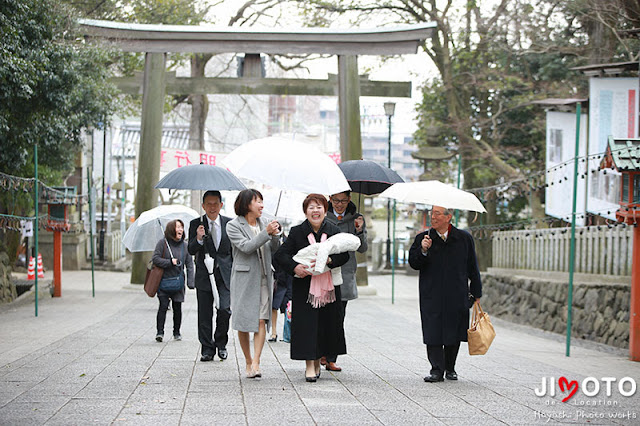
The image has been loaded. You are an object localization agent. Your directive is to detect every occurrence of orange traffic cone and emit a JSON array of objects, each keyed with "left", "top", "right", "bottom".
[
  {"left": 27, "top": 257, "right": 35, "bottom": 280},
  {"left": 37, "top": 253, "right": 45, "bottom": 278}
]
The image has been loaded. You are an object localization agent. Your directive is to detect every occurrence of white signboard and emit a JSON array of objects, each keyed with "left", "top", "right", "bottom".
[
  {"left": 587, "top": 78, "right": 638, "bottom": 220},
  {"left": 20, "top": 220, "right": 33, "bottom": 238},
  {"left": 545, "top": 111, "right": 588, "bottom": 226}
]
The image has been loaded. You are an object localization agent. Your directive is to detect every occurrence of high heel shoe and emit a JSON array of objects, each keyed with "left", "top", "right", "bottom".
[
  {"left": 268, "top": 335, "right": 277, "bottom": 342},
  {"left": 305, "top": 375, "right": 317, "bottom": 382},
  {"left": 246, "top": 368, "right": 258, "bottom": 379}
]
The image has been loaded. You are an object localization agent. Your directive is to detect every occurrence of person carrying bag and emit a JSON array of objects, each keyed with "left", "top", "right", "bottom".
[
  {"left": 158, "top": 243, "right": 185, "bottom": 292},
  {"left": 152, "top": 219, "right": 195, "bottom": 342}
]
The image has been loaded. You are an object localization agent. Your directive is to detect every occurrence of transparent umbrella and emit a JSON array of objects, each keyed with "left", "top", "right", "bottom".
[{"left": 122, "top": 205, "right": 200, "bottom": 252}]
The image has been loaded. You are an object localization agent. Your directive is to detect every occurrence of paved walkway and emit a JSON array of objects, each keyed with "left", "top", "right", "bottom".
[{"left": 1, "top": 269, "right": 639, "bottom": 425}]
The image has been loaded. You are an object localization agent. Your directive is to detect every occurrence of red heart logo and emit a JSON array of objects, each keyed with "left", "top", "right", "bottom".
[{"left": 558, "top": 377, "right": 578, "bottom": 402}]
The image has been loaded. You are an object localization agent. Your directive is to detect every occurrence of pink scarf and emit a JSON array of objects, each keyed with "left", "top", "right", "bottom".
[{"left": 306, "top": 233, "right": 335, "bottom": 308}]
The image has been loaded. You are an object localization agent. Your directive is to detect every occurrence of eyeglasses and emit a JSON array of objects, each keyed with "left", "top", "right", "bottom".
[
  {"left": 431, "top": 211, "right": 449, "bottom": 217},
  {"left": 331, "top": 199, "right": 349, "bottom": 204}
]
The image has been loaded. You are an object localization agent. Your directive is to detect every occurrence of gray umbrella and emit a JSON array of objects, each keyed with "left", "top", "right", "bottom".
[{"left": 155, "top": 164, "right": 246, "bottom": 191}]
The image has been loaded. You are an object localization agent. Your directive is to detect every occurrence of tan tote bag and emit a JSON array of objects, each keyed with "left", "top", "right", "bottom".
[{"left": 468, "top": 301, "right": 496, "bottom": 355}]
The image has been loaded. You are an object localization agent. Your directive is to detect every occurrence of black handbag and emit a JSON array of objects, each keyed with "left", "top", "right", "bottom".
[{"left": 158, "top": 274, "right": 184, "bottom": 292}]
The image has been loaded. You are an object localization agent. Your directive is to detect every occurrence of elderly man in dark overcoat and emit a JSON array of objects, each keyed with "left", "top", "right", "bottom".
[{"left": 408, "top": 205, "right": 482, "bottom": 382}]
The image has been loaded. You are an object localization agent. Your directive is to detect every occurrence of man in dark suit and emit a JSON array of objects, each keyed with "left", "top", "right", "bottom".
[
  {"left": 188, "top": 190, "right": 233, "bottom": 362},
  {"left": 408, "top": 206, "right": 482, "bottom": 382}
]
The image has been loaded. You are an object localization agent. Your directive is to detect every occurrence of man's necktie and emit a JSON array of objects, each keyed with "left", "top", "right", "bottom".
[
  {"left": 210, "top": 221, "right": 219, "bottom": 249},
  {"left": 337, "top": 215, "right": 343, "bottom": 220}
]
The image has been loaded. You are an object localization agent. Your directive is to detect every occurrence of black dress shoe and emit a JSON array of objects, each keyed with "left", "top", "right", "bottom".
[
  {"left": 423, "top": 373, "right": 444, "bottom": 382},
  {"left": 445, "top": 371, "right": 458, "bottom": 380},
  {"left": 268, "top": 335, "right": 277, "bottom": 342},
  {"left": 218, "top": 348, "right": 228, "bottom": 360},
  {"left": 200, "top": 354, "right": 214, "bottom": 362},
  {"left": 305, "top": 375, "right": 317, "bottom": 383}
]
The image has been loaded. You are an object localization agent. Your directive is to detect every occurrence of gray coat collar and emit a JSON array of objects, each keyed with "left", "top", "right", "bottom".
[{"left": 236, "top": 215, "right": 264, "bottom": 234}]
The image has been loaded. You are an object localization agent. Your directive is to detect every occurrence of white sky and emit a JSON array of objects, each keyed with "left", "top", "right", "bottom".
[{"left": 202, "top": 0, "right": 440, "bottom": 133}]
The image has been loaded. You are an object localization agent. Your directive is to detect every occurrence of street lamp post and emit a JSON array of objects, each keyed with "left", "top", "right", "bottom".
[{"left": 384, "top": 101, "right": 395, "bottom": 268}]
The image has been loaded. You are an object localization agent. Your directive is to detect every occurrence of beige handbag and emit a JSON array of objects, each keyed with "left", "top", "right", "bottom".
[{"left": 468, "top": 301, "right": 496, "bottom": 355}]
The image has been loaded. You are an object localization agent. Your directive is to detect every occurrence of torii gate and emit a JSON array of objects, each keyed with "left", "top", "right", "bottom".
[{"left": 79, "top": 20, "right": 435, "bottom": 283}]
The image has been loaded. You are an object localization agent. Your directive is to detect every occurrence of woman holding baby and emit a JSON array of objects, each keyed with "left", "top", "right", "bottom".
[{"left": 273, "top": 193, "right": 350, "bottom": 382}]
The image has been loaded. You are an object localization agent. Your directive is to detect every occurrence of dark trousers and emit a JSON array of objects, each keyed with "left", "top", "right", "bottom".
[
  {"left": 426, "top": 343, "right": 460, "bottom": 376},
  {"left": 197, "top": 273, "right": 231, "bottom": 356},
  {"left": 157, "top": 295, "right": 182, "bottom": 336},
  {"left": 326, "top": 300, "right": 347, "bottom": 363}
]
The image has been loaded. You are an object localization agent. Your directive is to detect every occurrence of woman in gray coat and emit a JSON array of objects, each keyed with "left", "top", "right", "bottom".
[{"left": 227, "top": 189, "right": 280, "bottom": 378}]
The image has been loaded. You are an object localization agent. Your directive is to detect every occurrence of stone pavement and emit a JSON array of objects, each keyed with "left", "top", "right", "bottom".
[{"left": 1, "top": 269, "right": 639, "bottom": 425}]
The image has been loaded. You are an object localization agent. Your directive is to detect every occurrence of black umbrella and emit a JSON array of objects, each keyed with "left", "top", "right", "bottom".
[
  {"left": 155, "top": 164, "right": 246, "bottom": 191},
  {"left": 338, "top": 160, "right": 404, "bottom": 195}
]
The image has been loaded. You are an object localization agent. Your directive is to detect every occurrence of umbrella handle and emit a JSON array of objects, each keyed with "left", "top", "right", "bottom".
[
  {"left": 158, "top": 219, "right": 175, "bottom": 258},
  {"left": 274, "top": 190, "right": 283, "bottom": 217}
]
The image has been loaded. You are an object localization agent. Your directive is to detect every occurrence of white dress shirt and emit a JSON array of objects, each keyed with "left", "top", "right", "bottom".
[{"left": 198, "top": 215, "right": 221, "bottom": 249}]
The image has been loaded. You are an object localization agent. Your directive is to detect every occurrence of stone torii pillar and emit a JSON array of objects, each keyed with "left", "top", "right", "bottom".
[
  {"left": 338, "top": 55, "right": 370, "bottom": 288},
  {"left": 131, "top": 53, "right": 167, "bottom": 284}
]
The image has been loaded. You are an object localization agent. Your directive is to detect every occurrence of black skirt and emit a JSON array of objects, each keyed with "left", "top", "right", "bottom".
[{"left": 290, "top": 279, "right": 346, "bottom": 360}]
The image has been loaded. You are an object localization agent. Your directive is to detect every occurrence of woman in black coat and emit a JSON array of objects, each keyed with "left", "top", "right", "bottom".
[{"left": 273, "top": 194, "right": 349, "bottom": 382}]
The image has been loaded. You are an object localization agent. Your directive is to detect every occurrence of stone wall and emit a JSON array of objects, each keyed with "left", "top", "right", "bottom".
[
  {"left": 38, "top": 232, "right": 88, "bottom": 270},
  {"left": 0, "top": 252, "right": 17, "bottom": 304},
  {"left": 481, "top": 269, "right": 630, "bottom": 348}
]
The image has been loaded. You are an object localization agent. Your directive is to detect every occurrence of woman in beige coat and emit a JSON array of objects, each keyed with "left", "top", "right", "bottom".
[{"left": 227, "top": 189, "right": 280, "bottom": 378}]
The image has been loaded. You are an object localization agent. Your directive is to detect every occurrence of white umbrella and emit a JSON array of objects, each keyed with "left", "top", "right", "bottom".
[
  {"left": 222, "top": 136, "right": 351, "bottom": 196},
  {"left": 203, "top": 254, "right": 220, "bottom": 310},
  {"left": 122, "top": 205, "right": 200, "bottom": 252},
  {"left": 378, "top": 180, "right": 487, "bottom": 213},
  {"left": 260, "top": 187, "right": 307, "bottom": 223}
]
